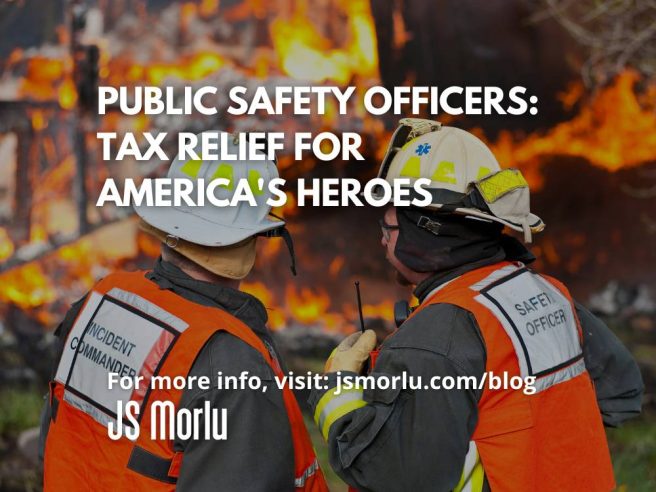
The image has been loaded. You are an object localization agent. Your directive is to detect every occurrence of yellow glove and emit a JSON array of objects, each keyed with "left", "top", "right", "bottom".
[{"left": 324, "top": 330, "right": 377, "bottom": 374}]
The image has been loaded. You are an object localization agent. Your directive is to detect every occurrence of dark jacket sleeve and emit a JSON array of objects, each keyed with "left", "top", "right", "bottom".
[
  {"left": 309, "top": 304, "right": 486, "bottom": 492},
  {"left": 174, "top": 331, "right": 296, "bottom": 492},
  {"left": 39, "top": 294, "right": 88, "bottom": 462},
  {"left": 576, "top": 302, "right": 644, "bottom": 426}
]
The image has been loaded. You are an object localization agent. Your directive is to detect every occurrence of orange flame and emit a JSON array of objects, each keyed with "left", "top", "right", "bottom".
[
  {"left": 58, "top": 78, "right": 78, "bottom": 110},
  {"left": 285, "top": 284, "right": 331, "bottom": 325},
  {"left": 17, "top": 53, "right": 77, "bottom": 110},
  {"left": 270, "top": 0, "right": 378, "bottom": 84},
  {"left": 199, "top": 0, "right": 220, "bottom": 17},
  {"left": 31, "top": 110, "right": 47, "bottom": 131},
  {"left": 0, "top": 263, "right": 56, "bottom": 309},
  {"left": 146, "top": 51, "right": 227, "bottom": 85},
  {"left": 0, "top": 228, "right": 15, "bottom": 262},
  {"left": 362, "top": 300, "right": 394, "bottom": 320},
  {"left": 488, "top": 71, "right": 656, "bottom": 188}
]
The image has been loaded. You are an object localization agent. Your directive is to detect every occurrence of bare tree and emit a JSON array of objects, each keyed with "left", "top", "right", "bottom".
[{"left": 532, "top": 0, "right": 656, "bottom": 86}]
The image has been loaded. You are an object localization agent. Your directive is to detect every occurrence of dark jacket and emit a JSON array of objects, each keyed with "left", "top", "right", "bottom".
[
  {"left": 40, "top": 258, "right": 296, "bottom": 491},
  {"left": 309, "top": 252, "right": 644, "bottom": 492}
]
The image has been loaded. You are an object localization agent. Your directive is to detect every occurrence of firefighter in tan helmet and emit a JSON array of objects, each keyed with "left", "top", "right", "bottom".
[
  {"left": 40, "top": 132, "right": 327, "bottom": 491},
  {"left": 310, "top": 119, "right": 643, "bottom": 491}
]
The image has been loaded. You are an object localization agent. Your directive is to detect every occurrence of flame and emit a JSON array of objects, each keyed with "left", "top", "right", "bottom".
[
  {"left": 22, "top": 56, "right": 65, "bottom": 97},
  {"left": 16, "top": 53, "right": 77, "bottom": 110},
  {"left": 488, "top": 71, "right": 656, "bottom": 187},
  {"left": 242, "top": 281, "right": 274, "bottom": 307},
  {"left": 30, "top": 156, "right": 77, "bottom": 240},
  {"left": 7, "top": 0, "right": 378, "bottom": 99},
  {"left": 362, "top": 300, "right": 394, "bottom": 320},
  {"left": 58, "top": 78, "right": 78, "bottom": 110},
  {"left": 241, "top": 281, "right": 367, "bottom": 331},
  {"left": 144, "top": 51, "right": 227, "bottom": 85},
  {"left": 270, "top": 0, "right": 378, "bottom": 83},
  {"left": 31, "top": 110, "right": 47, "bottom": 131},
  {"left": 0, "top": 228, "right": 15, "bottom": 261},
  {"left": 199, "top": 0, "right": 220, "bottom": 17},
  {"left": 0, "top": 220, "right": 140, "bottom": 317},
  {"left": 285, "top": 285, "right": 331, "bottom": 325},
  {"left": 0, "top": 263, "right": 56, "bottom": 309}
]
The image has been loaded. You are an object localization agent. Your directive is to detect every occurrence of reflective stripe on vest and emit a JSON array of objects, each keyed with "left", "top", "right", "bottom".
[
  {"left": 453, "top": 442, "right": 484, "bottom": 492},
  {"left": 411, "top": 261, "right": 615, "bottom": 492},
  {"left": 295, "top": 458, "right": 320, "bottom": 488},
  {"left": 44, "top": 271, "right": 328, "bottom": 491},
  {"left": 470, "top": 264, "right": 585, "bottom": 393}
]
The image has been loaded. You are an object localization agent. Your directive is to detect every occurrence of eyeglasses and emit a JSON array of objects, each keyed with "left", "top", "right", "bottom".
[{"left": 379, "top": 219, "right": 400, "bottom": 241}]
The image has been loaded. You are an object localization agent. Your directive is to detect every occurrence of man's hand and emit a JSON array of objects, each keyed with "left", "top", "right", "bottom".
[{"left": 325, "top": 330, "right": 377, "bottom": 374}]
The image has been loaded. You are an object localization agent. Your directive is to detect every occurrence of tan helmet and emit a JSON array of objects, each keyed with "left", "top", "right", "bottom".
[{"left": 376, "top": 118, "right": 545, "bottom": 242}]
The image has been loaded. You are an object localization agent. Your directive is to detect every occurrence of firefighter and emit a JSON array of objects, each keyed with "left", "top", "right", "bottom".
[
  {"left": 40, "top": 132, "right": 327, "bottom": 491},
  {"left": 311, "top": 119, "right": 644, "bottom": 491}
]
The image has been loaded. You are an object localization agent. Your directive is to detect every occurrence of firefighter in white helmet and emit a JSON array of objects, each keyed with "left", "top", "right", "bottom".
[
  {"left": 41, "top": 132, "right": 327, "bottom": 491},
  {"left": 310, "top": 119, "right": 642, "bottom": 491}
]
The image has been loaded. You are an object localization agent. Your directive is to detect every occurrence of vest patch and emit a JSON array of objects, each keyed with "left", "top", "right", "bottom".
[
  {"left": 473, "top": 269, "right": 584, "bottom": 392},
  {"left": 55, "top": 291, "right": 180, "bottom": 425}
]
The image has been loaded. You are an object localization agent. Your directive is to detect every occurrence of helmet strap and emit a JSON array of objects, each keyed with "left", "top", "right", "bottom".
[{"left": 259, "top": 225, "right": 297, "bottom": 276}]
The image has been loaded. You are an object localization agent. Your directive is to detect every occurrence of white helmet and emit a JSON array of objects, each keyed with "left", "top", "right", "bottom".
[
  {"left": 135, "top": 131, "right": 284, "bottom": 247},
  {"left": 377, "top": 118, "right": 544, "bottom": 242}
]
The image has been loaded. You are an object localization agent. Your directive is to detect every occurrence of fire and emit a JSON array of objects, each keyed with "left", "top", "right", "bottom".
[
  {"left": 199, "top": 0, "right": 220, "bottom": 18},
  {"left": 58, "top": 78, "right": 78, "bottom": 110},
  {"left": 0, "top": 220, "right": 140, "bottom": 319},
  {"left": 21, "top": 56, "right": 66, "bottom": 99},
  {"left": 241, "top": 281, "right": 365, "bottom": 332},
  {"left": 270, "top": 0, "right": 378, "bottom": 84},
  {"left": 285, "top": 284, "right": 331, "bottom": 325},
  {"left": 14, "top": 52, "right": 77, "bottom": 110},
  {"left": 108, "top": 50, "right": 228, "bottom": 87},
  {"left": 29, "top": 155, "right": 77, "bottom": 240},
  {"left": 0, "top": 263, "right": 56, "bottom": 309},
  {"left": 145, "top": 51, "right": 227, "bottom": 86},
  {"left": 0, "top": 228, "right": 15, "bottom": 261},
  {"left": 488, "top": 71, "right": 656, "bottom": 188},
  {"left": 6, "top": 0, "right": 378, "bottom": 100},
  {"left": 362, "top": 301, "right": 394, "bottom": 321},
  {"left": 242, "top": 281, "right": 275, "bottom": 307},
  {"left": 31, "top": 110, "right": 47, "bottom": 131}
]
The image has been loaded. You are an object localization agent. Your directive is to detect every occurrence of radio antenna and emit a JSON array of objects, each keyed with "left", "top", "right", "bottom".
[{"left": 355, "top": 280, "right": 365, "bottom": 332}]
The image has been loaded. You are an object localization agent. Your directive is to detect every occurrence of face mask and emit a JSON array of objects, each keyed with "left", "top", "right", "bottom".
[{"left": 394, "top": 208, "right": 503, "bottom": 273}]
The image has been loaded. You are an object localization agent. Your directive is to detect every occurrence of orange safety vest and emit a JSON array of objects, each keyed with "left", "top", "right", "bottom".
[
  {"left": 44, "top": 271, "right": 327, "bottom": 491},
  {"left": 409, "top": 261, "right": 615, "bottom": 491}
]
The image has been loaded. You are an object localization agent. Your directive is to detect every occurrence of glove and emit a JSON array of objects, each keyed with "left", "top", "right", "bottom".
[{"left": 325, "top": 330, "right": 377, "bottom": 374}]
